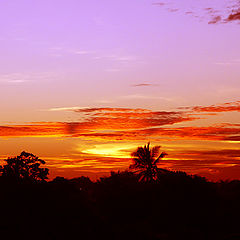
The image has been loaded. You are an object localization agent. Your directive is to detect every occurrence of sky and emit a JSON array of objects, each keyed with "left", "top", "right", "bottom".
[{"left": 0, "top": 0, "right": 240, "bottom": 181}]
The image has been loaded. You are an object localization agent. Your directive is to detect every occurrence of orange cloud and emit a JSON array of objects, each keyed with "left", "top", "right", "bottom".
[
  {"left": 74, "top": 107, "right": 196, "bottom": 130},
  {"left": 192, "top": 101, "right": 240, "bottom": 113},
  {"left": 0, "top": 123, "right": 66, "bottom": 137},
  {"left": 73, "top": 125, "right": 240, "bottom": 142},
  {"left": 147, "top": 126, "right": 240, "bottom": 141},
  {"left": 1, "top": 107, "right": 240, "bottom": 143},
  {"left": 0, "top": 107, "right": 194, "bottom": 138},
  {"left": 1, "top": 104, "right": 240, "bottom": 182}
]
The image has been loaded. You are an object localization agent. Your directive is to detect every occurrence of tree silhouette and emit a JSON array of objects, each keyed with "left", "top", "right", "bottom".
[
  {"left": 0, "top": 151, "right": 49, "bottom": 182},
  {"left": 130, "top": 142, "right": 167, "bottom": 182}
]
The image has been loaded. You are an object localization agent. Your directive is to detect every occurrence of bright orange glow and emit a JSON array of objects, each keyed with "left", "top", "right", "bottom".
[{"left": 0, "top": 104, "right": 240, "bottom": 181}]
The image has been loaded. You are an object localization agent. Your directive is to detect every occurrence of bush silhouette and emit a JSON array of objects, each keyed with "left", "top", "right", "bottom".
[{"left": 0, "top": 151, "right": 49, "bottom": 182}]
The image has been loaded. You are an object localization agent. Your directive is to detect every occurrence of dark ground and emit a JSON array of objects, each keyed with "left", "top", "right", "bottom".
[{"left": 0, "top": 170, "right": 240, "bottom": 240}]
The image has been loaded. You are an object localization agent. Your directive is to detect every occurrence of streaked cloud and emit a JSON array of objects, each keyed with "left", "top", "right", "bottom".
[
  {"left": 1, "top": 105, "right": 240, "bottom": 143},
  {"left": 48, "top": 107, "right": 83, "bottom": 112},
  {"left": 1, "top": 101, "right": 240, "bottom": 180},
  {"left": 208, "top": 15, "right": 222, "bottom": 24},
  {"left": 0, "top": 72, "right": 56, "bottom": 84},
  {"left": 73, "top": 50, "right": 92, "bottom": 55},
  {"left": 153, "top": 0, "right": 240, "bottom": 24},
  {"left": 0, "top": 73, "right": 29, "bottom": 84},
  {"left": 0, "top": 107, "right": 195, "bottom": 138},
  {"left": 119, "top": 94, "right": 174, "bottom": 101},
  {"left": 152, "top": 2, "right": 165, "bottom": 7},
  {"left": 214, "top": 59, "right": 240, "bottom": 65},
  {"left": 227, "top": 11, "right": 240, "bottom": 21},
  {"left": 131, "top": 83, "right": 158, "bottom": 87},
  {"left": 191, "top": 101, "right": 240, "bottom": 113},
  {"left": 71, "top": 125, "right": 240, "bottom": 142}
]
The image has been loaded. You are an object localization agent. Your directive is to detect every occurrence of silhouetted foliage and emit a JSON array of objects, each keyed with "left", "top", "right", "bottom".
[
  {"left": 1, "top": 151, "right": 240, "bottom": 240},
  {"left": 130, "top": 142, "right": 167, "bottom": 182},
  {"left": 0, "top": 151, "right": 49, "bottom": 182}
]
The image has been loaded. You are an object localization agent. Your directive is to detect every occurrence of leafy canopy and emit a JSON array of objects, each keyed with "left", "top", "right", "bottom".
[{"left": 0, "top": 151, "right": 49, "bottom": 182}]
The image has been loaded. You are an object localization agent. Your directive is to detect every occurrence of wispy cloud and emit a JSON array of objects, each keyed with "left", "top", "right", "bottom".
[
  {"left": 152, "top": 2, "right": 165, "bottom": 7},
  {"left": 2, "top": 101, "right": 240, "bottom": 181},
  {"left": 2, "top": 102, "right": 240, "bottom": 143},
  {"left": 214, "top": 59, "right": 240, "bottom": 65},
  {"left": 153, "top": 0, "right": 240, "bottom": 24},
  {"left": 0, "top": 73, "right": 28, "bottom": 84},
  {"left": 0, "top": 72, "right": 53, "bottom": 84},
  {"left": 48, "top": 107, "right": 83, "bottom": 112},
  {"left": 131, "top": 83, "right": 158, "bottom": 87},
  {"left": 49, "top": 46, "right": 95, "bottom": 57},
  {"left": 227, "top": 11, "right": 240, "bottom": 21},
  {"left": 49, "top": 46, "right": 137, "bottom": 63},
  {"left": 73, "top": 107, "right": 194, "bottom": 130},
  {"left": 119, "top": 94, "right": 174, "bottom": 102},
  {"left": 208, "top": 16, "right": 222, "bottom": 24},
  {"left": 72, "top": 50, "right": 95, "bottom": 55},
  {"left": 0, "top": 107, "right": 196, "bottom": 138},
  {"left": 191, "top": 101, "right": 240, "bottom": 113}
]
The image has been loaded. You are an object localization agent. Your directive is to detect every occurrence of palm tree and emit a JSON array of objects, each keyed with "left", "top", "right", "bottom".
[{"left": 130, "top": 142, "right": 167, "bottom": 182}]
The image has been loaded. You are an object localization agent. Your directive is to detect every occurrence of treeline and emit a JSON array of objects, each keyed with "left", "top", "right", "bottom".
[
  {"left": 1, "top": 170, "right": 240, "bottom": 240},
  {"left": 1, "top": 147, "right": 240, "bottom": 239}
]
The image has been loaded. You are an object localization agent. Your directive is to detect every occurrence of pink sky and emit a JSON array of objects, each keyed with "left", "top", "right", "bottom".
[{"left": 0, "top": 0, "right": 240, "bottom": 181}]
